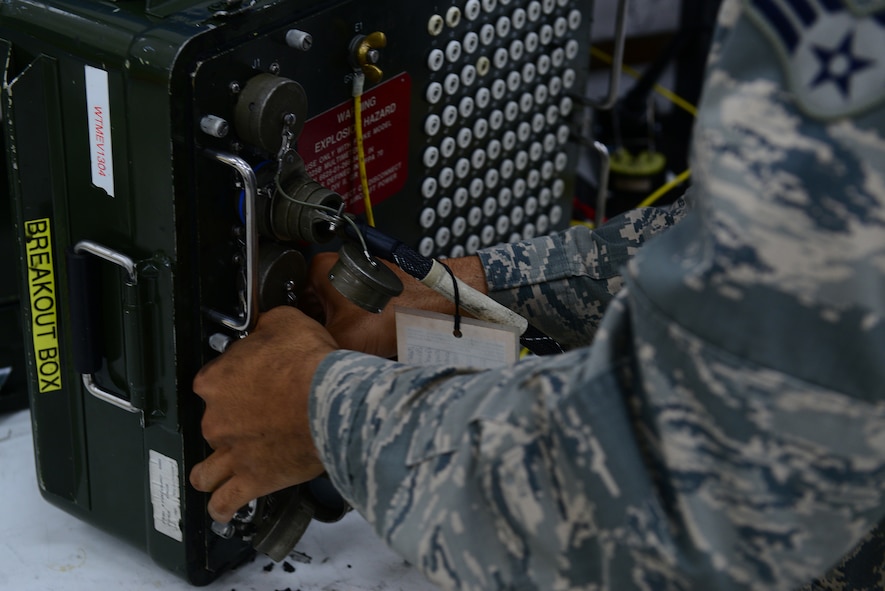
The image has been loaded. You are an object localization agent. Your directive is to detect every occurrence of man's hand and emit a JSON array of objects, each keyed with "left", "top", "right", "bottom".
[
  {"left": 189, "top": 306, "right": 337, "bottom": 524},
  {"left": 305, "top": 252, "right": 401, "bottom": 358},
  {"left": 306, "top": 251, "right": 489, "bottom": 359}
]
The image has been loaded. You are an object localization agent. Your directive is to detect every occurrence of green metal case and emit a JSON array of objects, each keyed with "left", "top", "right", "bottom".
[
  {"left": 2, "top": 2, "right": 253, "bottom": 583},
  {"left": 0, "top": 129, "right": 28, "bottom": 413},
  {"left": 2, "top": 0, "right": 593, "bottom": 583}
]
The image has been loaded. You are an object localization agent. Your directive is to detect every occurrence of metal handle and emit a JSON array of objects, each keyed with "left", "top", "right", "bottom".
[
  {"left": 587, "top": 0, "right": 629, "bottom": 111},
  {"left": 74, "top": 240, "right": 137, "bottom": 282},
  {"left": 202, "top": 149, "right": 259, "bottom": 334},
  {"left": 70, "top": 240, "right": 142, "bottom": 415}
]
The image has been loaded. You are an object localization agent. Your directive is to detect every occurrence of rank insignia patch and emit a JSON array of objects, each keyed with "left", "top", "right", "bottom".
[{"left": 744, "top": 0, "right": 885, "bottom": 120}]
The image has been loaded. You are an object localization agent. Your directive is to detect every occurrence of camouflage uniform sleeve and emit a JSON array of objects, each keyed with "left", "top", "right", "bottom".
[
  {"left": 310, "top": 293, "right": 885, "bottom": 591},
  {"left": 309, "top": 325, "right": 679, "bottom": 591},
  {"left": 476, "top": 198, "right": 688, "bottom": 348},
  {"left": 309, "top": 1, "right": 885, "bottom": 589}
]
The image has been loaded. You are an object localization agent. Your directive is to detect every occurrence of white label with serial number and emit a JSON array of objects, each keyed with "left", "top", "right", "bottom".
[
  {"left": 84, "top": 65, "right": 115, "bottom": 197},
  {"left": 149, "top": 450, "right": 183, "bottom": 542}
]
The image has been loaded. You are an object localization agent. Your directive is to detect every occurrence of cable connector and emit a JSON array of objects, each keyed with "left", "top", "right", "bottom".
[{"left": 351, "top": 70, "right": 365, "bottom": 98}]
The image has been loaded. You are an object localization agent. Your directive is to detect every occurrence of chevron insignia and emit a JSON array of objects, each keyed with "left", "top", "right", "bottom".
[{"left": 744, "top": 0, "right": 885, "bottom": 119}]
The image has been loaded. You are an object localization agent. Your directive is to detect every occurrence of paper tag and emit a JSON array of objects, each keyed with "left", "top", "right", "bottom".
[{"left": 396, "top": 307, "right": 520, "bottom": 369}]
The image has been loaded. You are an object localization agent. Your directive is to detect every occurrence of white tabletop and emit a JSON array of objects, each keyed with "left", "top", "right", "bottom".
[{"left": 0, "top": 408, "right": 437, "bottom": 590}]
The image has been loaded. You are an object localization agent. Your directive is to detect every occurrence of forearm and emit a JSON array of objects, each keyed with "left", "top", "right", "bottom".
[
  {"left": 378, "top": 197, "right": 687, "bottom": 349},
  {"left": 309, "top": 349, "right": 582, "bottom": 589},
  {"left": 477, "top": 196, "right": 689, "bottom": 347}
]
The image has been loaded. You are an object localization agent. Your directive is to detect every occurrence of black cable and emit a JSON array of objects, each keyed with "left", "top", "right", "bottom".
[
  {"left": 438, "top": 261, "right": 463, "bottom": 338},
  {"left": 391, "top": 243, "right": 433, "bottom": 280},
  {"left": 519, "top": 324, "right": 564, "bottom": 356}
]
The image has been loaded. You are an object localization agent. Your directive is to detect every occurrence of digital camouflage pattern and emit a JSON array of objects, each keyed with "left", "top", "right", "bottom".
[
  {"left": 481, "top": 197, "right": 688, "bottom": 348},
  {"left": 310, "top": 0, "right": 885, "bottom": 588}
]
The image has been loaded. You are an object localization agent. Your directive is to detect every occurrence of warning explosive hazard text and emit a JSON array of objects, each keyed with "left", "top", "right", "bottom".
[
  {"left": 300, "top": 73, "right": 411, "bottom": 214},
  {"left": 25, "top": 218, "right": 62, "bottom": 393}
]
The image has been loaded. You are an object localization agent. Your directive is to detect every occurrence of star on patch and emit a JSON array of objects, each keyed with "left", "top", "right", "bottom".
[
  {"left": 743, "top": 0, "right": 885, "bottom": 119},
  {"left": 809, "top": 30, "right": 875, "bottom": 99}
]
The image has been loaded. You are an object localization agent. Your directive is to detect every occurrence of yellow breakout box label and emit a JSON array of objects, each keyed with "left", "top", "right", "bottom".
[{"left": 25, "top": 218, "right": 62, "bottom": 392}]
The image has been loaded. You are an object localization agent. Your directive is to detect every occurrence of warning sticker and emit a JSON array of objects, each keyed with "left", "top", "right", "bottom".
[
  {"left": 299, "top": 73, "right": 411, "bottom": 214},
  {"left": 24, "top": 218, "right": 62, "bottom": 393}
]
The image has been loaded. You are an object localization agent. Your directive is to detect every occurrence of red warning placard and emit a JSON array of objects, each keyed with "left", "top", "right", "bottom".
[{"left": 299, "top": 73, "right": 411, "bottom": 214}]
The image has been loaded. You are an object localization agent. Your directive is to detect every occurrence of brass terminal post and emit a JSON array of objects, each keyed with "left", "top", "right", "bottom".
[{"left": 350, "top": 31, "right": 387, "bottom": 84}]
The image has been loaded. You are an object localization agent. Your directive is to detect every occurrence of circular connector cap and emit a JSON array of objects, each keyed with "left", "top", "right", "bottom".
[
  {"left": 328, "top": 243, "right": 403, "bottom": 313},
  {"left": 234, "top": 73, "right": 308, "bottom": 154}
]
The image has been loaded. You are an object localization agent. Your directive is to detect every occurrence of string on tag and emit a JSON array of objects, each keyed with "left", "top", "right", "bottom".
[{"left": 438, "top": 261, "right": 462, "bottom": 338}]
